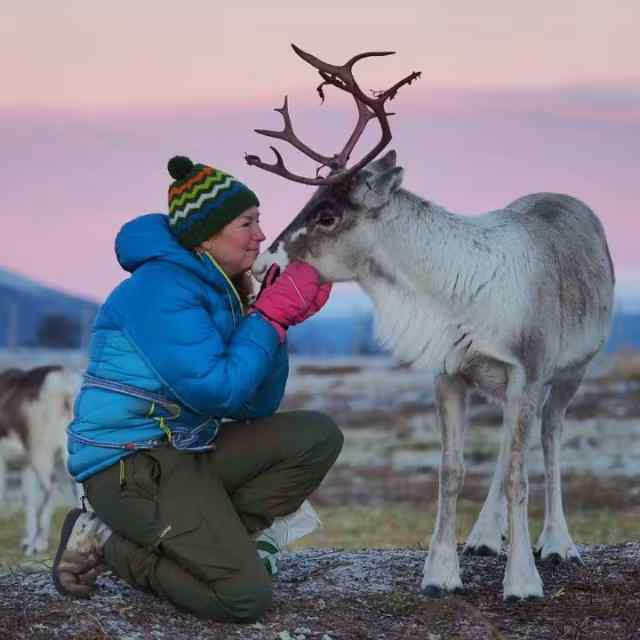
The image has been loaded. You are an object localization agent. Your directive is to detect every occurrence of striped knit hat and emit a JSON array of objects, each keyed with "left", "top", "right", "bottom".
[{"left": 167, "top": 156, "right": 260, "bottom": 249}]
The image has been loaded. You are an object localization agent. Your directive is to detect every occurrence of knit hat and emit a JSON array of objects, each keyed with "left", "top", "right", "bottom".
[{"left": 167, "top": 156, "right": 260, "bottom": 249}]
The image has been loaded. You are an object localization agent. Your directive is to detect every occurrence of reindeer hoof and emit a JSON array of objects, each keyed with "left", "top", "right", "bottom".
[
  {"left": 505, "top": 593, "right": 543, "bottom": 603},
  {"left": 421, "top": 584, "right": 463, "bottom": 598},
  {"left": 535, "top": 547, "right": 585, "bottom": 567},
  {"left": 541, "top": 553, "right": 585, "bottom": 567},
  {"left": 422, "top": 584, "right": 446, "bottom": 598},
  {"left": 542, "top": 552, "right": 563, "bottom": 566},
  {"left": 464, "top": 545, "right": 499, "bottom": 557}
]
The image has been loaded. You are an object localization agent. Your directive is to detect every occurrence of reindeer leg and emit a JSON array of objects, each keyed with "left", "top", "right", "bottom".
[
  {"left": 535, "top": 373, "right": 584, "bottom": 564},
  {"left": 464, "top": 426, "right": 509, "bottom": 556},
  {"left": 37, "top": 464, "right": 57, "bottom": 554},
  {"left": 22, "top": 451, "right": 55, "bottom": 556},
  {"left": 421, "top": 374, "right": 468, "bottom": 596},
  {"left": 502, "top": 369, "right": 544, "bottom": 600},
  {"left": 22, "top": 465, "right": 40, "bottom": 555},
  {"left": 0, "top": 454, "right": 6, "bottom": 505}
]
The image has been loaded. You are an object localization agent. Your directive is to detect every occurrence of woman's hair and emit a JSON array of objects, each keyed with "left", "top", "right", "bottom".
[
  {"left": 193, "top": 247, "right": 255, "bottom": 311},
  {"left": 232, "top": 271, "right": 256, "bottom": 311}
]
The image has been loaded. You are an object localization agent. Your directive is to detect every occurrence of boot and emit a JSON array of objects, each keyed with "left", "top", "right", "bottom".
[{"left": 52, "top": 508, "right": 112, "bottom": 598}]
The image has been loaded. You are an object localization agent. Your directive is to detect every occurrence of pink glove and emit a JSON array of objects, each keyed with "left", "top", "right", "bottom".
[{"left": 252, "top": 262, "right": 332, "bottom": 342}]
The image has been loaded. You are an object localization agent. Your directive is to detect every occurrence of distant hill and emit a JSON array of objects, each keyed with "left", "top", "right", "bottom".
[
  {"left": 607, "top": 312, "right": 640, "bottom": 353},
  {"left": 0, "top": 267, "right": 99, "bottom": 348}
]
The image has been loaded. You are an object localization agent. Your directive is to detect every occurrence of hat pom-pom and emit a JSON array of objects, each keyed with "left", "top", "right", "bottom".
[{"left": 168, "top": 156, "right": 195, "bottom": 180}]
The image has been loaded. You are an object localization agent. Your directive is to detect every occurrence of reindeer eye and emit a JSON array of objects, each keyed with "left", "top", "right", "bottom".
[
  {"left": 316, "top": 212, "right": 338, "bottom": 228},
  {"left": 318, "top": 215, "right": 335, "bottom": 226}
]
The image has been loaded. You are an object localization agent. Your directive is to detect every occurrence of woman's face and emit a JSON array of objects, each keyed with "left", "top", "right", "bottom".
[{"left": 199, "top": 207, "right": 266, "bottom": 277}]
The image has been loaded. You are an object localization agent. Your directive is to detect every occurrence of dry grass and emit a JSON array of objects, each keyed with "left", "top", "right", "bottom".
[
  {"left": 597, "top": 350, "right": 640, "bottom": 382},
  {"left": 3, "top": 502, "right": 634, "bottom": 569},
  {"left": 293, "top": 501, "right": 640, "bottom": 550},
  {"left": 0, "top": 509, "right": 67, "bottom": 569}
]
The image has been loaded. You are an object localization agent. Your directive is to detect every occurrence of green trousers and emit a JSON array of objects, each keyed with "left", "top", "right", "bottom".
[{"left": 84, "top": 410, "right": 343, "bottom": 623}]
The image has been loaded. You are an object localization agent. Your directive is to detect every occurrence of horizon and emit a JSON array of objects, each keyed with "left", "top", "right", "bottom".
[{"left": 2, "top": 262, "right": 640, "bottom": 316}]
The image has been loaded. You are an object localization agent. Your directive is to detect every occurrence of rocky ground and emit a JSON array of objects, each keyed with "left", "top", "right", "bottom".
[{"left": 1, "top": 543, "right": 639, "bottom": 640}]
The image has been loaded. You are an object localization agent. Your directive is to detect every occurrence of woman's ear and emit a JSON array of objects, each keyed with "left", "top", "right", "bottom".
[{"left": 198, "top": 236, "right": 215, "bottom": 253}]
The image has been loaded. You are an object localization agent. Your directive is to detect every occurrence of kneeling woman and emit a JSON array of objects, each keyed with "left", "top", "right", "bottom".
[{"left": 53, "top": 157, "right": 343, "bottom": 623}]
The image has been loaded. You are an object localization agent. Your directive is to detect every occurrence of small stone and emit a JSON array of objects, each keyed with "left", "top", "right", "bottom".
[{"left": 294, "top": 628, "right": 312, "bottom": 635}]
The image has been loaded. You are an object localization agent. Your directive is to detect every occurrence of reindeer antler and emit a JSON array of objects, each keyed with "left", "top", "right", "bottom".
[{"left": 245, "top": 44, "right": 421, "bottom": 186}]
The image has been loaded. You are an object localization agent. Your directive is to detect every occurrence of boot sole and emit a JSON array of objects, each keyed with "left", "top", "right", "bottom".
[{"left": 52, "top": 508, "right": 86, "bottom": 597}]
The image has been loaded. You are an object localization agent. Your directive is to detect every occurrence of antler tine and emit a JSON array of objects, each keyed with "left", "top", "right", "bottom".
[
  {"left": 375, "top": 70, "right": 422, "bottom": 102},
  {"left": 291, "top": 44, "right": 347, "bottom": 78},
  {"left": 245, "top": 147, "right": 339, "bottom": 186},
  {"left": 254, "top": 96, "right": 336, "bottom": 167},
  {"left": 332, "top": 99, "right": 378, "bottom": 169},
  {"left": 333, "top": 69, "right": 422, "bottom": 177},
  {"left": 292, "top": 45, "right": 393, "bottom": 86},
  {"left": 292, "top": 44, "right": 395, "bottom": 105}
]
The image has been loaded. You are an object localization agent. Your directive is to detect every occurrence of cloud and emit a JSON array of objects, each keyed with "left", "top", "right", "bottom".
[{"left": 400, "top": 82, "right": 640, "bottom": 124}]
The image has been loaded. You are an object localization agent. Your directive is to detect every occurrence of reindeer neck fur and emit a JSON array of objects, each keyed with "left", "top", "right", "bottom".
[{"left": 357, "top": 188, "right": 515, "bottom": 373}]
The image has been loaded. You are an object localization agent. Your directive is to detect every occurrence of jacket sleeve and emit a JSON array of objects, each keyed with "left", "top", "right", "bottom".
[
  {"left": 229, "top": 341, "right": 289, "bottom": 420},
  {"left": 112, "top": 263, "right": 283, "bottom": 417}
]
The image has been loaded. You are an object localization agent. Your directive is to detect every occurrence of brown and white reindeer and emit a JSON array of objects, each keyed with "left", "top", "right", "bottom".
[
  {"left": 247, "top": 45, "right": 615, "bottom": 600},
  {"left": 0, "top": 365, "right": 81, "bottom": 555}
]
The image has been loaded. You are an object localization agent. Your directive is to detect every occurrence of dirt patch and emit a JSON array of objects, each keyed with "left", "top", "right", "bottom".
[{"left": 1, "top": 544, "right": 638, "bottom": 639}]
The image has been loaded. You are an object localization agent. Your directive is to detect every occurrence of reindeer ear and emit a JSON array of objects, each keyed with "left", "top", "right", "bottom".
[
  {"left": 373, "top": 165, "right": 403, "bottom": 192},
  {"left": 352, "top": 166, "right": 404, "bottom": 208},
  {"left": 366, "top": 150, "right": 397, "bottom": 174}
]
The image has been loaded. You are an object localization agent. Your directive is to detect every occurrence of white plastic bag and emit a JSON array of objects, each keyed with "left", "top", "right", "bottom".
[{"left": 258, "top": 499, "right": 322, "bottom": 550}]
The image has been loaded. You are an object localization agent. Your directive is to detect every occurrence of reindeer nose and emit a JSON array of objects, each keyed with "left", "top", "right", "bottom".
[
  {"left": 252, "top": 250, "right": 273, "bottom": 282},
  {"left": 251, "top": 263, "right": 268, "bottom": 282}
]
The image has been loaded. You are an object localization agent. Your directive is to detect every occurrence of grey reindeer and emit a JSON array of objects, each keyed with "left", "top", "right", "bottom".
[{"left": 247, "top": 45, "right": 615, "bottom": 600}]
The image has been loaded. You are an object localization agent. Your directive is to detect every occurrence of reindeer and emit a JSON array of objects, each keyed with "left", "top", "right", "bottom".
[
  {"left": 0, "top": 365, "right": 81, "bottom": 555},
  {"left": 246, "top": 45, "right": 615, "bottom": 600}
]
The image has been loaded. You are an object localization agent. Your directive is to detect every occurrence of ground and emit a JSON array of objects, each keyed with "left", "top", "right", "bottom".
[{"left": 1, "top": 543, "right": 639, "bottom": 640}]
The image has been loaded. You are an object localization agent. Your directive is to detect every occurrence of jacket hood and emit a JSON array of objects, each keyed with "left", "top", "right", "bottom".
[{"left": 115, "top": 213, "right": 227, "bottom": 291}]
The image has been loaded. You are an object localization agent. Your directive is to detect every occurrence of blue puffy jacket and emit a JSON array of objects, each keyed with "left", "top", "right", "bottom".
[{"left": 68, "top": 213, "right": 288, "bottom": 481}]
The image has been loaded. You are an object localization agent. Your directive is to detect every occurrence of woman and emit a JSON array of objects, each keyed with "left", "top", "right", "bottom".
[{"left": 52, "top": 156, "right": 343, "bottom": 623}]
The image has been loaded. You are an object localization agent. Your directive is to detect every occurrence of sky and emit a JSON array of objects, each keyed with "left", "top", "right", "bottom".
[{"left": 2, "top": 1, "right": 639, "bottom": 307}]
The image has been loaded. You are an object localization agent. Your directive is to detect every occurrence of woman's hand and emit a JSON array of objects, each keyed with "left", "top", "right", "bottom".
[{"left": 252, "top": 262, "right": 332, "bottom": 341}]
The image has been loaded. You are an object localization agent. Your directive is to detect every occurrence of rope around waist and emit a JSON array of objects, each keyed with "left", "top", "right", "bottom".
[{"left": 67, "top": 374, "right": 219, "bottom": 453}]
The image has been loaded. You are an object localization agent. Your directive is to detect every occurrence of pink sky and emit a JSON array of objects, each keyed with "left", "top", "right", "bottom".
[{"left": 3, "top": 2, "right": 639, "bottom": 302}]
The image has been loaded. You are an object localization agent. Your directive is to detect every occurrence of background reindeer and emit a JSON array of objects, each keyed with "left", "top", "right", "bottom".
[
  {"left": 0, "top": 365, "right": 81, "bottom": 555},
  {"left": 247, "top": 45, "right": 615, "bottom": 600}
]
